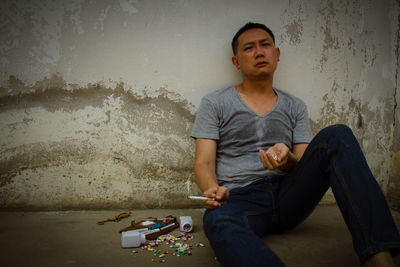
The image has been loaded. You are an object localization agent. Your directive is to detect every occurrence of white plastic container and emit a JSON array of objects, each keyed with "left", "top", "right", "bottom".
[
  {"left": 179, "top": 216, "right": 193, "bottom": 232},
  {"left": 121, "top": 230, "right": 146, "bottom": 248}
]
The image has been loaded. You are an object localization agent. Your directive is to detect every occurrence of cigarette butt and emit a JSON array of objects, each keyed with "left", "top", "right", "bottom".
[{"left": 187, "top": 196, "right": 215, "bottom": 201}]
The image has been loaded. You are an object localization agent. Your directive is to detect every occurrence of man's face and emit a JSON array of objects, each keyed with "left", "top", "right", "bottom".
[{"left": 232, "top": 28, "right": 280, "bottom": 79}]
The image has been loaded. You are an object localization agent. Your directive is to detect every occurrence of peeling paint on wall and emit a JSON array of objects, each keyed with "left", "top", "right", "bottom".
[
  {"left": 280, "top": 2, "right": 304, "bottom": 46},
  {"left": 310, "top": 80, "right": 395, "bottom": 192}
]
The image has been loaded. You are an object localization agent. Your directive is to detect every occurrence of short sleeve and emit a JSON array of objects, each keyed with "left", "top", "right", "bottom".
[
  {"left": 293, "top": 100, "right": 313, "bottom": 144},
  {"left": 190, "top": 97, "right": 220, "bottom": 140}
]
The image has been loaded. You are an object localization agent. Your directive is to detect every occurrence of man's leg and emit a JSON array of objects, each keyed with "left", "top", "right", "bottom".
[
  {"left": 276, "top": 124, "right": 400, "bottom": 264},
  {"left": 203, "top": 178, "right": 285, "bottom": 267}
]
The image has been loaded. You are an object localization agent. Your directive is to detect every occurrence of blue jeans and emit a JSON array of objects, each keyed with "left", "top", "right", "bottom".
[{"left": 203, "top": 125, "right": 400, "bottom": 266}]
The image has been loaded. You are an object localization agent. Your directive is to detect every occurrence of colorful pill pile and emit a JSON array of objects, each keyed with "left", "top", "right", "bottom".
[{"left": 131, "top": 232, "right": 206, "bottom": 263}]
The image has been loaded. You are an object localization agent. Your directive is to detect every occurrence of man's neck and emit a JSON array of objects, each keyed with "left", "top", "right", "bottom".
[{"left": 238, "top": 76, "right": 275, "bottom": 97}]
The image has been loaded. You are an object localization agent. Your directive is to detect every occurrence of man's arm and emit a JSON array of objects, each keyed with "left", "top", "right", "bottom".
[
  {"left": 259, "top": 143, "right": 308, "bottom": 171},
  {"left": 194, "top": 138, "right": 229, "bottom": 209},
  {"left": 283, "top": 143, "right": 308, "bottom": 170}
]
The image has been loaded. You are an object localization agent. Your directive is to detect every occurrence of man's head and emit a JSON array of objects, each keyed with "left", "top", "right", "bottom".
[
  {"left": 231, "top": 22, "right": 275, "bottom": 56},
  {"left": 231, "top": 22, "right": 280, "bottom": 79}
]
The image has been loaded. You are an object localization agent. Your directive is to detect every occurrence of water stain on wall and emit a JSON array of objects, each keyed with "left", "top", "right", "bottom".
[{"left": 0, "top": 74, "right": 200, "bottom": 210}]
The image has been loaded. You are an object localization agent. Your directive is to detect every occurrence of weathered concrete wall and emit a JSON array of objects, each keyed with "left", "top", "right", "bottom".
[
  {"left": 0, "top": 77, "right": 196, "bottom": 209},
  {"left": 1, "top": 0, "right": 399, "bottom": 210}
]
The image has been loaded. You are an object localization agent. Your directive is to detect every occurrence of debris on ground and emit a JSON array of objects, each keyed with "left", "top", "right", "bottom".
[{"left": 96, "top": 212, "right": 131, "bottom": 225}]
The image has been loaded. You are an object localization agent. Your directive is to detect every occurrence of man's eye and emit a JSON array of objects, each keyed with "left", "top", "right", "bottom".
[
  {"left": 244, "top": 47, "right": 252, "bottom": 51},
  {"left": 263, "top": 43, "right": 271, "bottom": 47}
]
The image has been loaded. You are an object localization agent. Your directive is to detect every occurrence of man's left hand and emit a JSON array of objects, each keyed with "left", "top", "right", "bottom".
[{"left": 259, "top": 143, "right": 289, "bottom": 170}]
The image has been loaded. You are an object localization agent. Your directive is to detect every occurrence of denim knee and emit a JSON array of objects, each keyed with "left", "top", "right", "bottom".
[
  {"left": 319, "top": 124, "right": 353, "bottom": 138},
  {"left": 313, "top": 124, "right": 356, "bottom": 146}
]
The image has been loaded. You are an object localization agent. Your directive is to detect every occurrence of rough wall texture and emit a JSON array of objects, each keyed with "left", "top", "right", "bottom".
[
  {"left": 0, "top": 75, "right": 198, "bottom": 209},
  {"left": 0, "top": 0, "right": 399, "bottom": 210}
]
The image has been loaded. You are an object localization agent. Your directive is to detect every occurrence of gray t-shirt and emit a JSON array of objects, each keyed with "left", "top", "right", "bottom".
[{"left": 191, "top": 86, "right": 313, "bottom": 190}]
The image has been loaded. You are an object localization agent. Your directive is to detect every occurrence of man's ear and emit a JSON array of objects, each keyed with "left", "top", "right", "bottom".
[
  {"left": 276, "top": 47, "right": 280, "bottom": 62},
  {"left": 232, "top": 56, "right": 240, "bottom": 69}
]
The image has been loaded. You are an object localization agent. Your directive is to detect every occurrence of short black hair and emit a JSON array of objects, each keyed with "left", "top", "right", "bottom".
[{"left": 231, "top": 22, "right": 275, "bottom": 55}]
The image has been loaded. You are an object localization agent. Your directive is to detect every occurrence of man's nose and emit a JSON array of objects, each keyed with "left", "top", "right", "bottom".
[{"left": 255, "top": 45, "right": 265, "bottom": 57}]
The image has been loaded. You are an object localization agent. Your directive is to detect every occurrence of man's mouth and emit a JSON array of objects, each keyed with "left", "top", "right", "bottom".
[{"left": 255, "top": 61, "right": 268, "bottom": 67}]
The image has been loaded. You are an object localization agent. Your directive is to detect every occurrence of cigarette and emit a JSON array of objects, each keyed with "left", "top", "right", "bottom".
[
  {"left": 187, "top": 195, "right": 215, "bottom": 201},
  {"left": 160, "top": 223, "right": 176, "bottom": 230}
]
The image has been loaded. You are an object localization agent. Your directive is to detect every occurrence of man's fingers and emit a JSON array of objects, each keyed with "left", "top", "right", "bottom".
[
  {"left": 202, "top": 186, "right": 228, "bottom": 209},
  {"left": 264, "top": 160, "right": 274, "bottom": 169},
  {"left": 259, "top": 150, "right": 272, "bottom": 169},
  {"left": 204, "top": 199, "right": 222, "bottom": 210},
  {"left": 216, "top": 186, "right": 229, "bottom": 200},
  {"left": 261, "top": 149, "right": 285, "bottom": 170},
  {"left": 203, "top": 187, "right": 218, "bottom": 199}
]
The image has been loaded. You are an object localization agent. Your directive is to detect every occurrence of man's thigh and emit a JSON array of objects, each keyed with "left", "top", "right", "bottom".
[{"left": 205, "top": 179, "right": 277, "bottom": 237}]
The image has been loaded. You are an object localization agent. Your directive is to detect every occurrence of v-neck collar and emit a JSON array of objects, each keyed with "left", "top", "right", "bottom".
[{"left": 233, "top": 86, "right": 280, "bottom": 117}]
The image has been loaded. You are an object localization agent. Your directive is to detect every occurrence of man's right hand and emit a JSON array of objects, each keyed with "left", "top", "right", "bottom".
[{"left": 203, "top": 186, "right": 229, "bottom": 210}]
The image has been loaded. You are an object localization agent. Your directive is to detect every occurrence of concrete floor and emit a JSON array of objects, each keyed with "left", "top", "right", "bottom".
[{"left": 0, "top": 205, "right": 399, "bottom": 267}]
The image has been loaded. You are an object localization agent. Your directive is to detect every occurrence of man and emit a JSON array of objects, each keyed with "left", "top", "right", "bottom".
[{"left": 190, "top": 22, "right": 400, "bottom": 267}]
